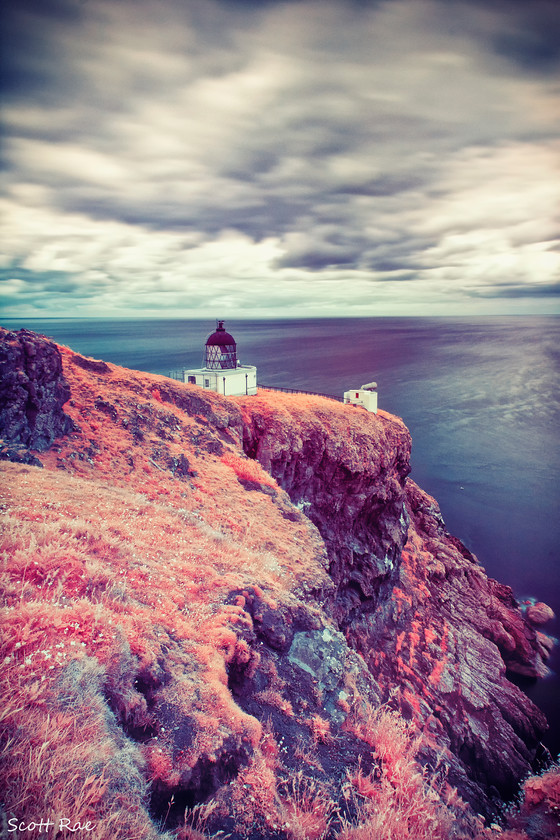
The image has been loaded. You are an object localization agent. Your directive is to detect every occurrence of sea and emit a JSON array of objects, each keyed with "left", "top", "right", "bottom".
[{"left": 4, "top": 315, "right": 559, "bottom": 756}]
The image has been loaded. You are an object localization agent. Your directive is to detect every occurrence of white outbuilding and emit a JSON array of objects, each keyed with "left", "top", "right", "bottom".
[
  {"left": 181, "top": 321, "right": 257, "bottom": 396},
  {"left": 343, "top": 381, "right": 378, "bottom": 413}
]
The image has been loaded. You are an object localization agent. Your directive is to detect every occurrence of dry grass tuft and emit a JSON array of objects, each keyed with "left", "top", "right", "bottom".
[
  {"left": 281, "top": 772, "right": 334, "bottom": 840},
  {"left": 339, "top": 704, "right": 490, "bottom": 840}
]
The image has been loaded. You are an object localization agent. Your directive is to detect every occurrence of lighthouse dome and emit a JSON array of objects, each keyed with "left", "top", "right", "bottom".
[
  {"left": 205, "top": 321, "right": 237, "bottom": 369},
  {"left": 206, "top": 321, "right": 236, "bottom": 347}
]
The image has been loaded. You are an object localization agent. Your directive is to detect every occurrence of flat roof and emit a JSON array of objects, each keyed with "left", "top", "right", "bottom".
[{"left": 183, "top": 364, "right": 256, "bottom": 375}]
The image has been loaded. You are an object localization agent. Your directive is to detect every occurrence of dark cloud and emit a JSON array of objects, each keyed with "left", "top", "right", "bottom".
[
  {"left": 275, "top": 244, "right": 358, "bottom": 271},
  {"left": 0, "top": 266, "right": 95, "bottom": 294},
  {"left": 475, "top": 281, "right": 560, "bottom": 299},
  {"left": 494, "top": 30, "right": 560, "bottom": 73},
  {"left": 213, "top": 0, "right": 301, "bottom": 6},
  {"left": 335, "top": 173, "right": 428, "bottom": 197},
  {"left": 365, "top": 258, "right": 420, "bottom": 273},
  {"left": 465, "top": 0, "right": 560, "bottom": 73},
  {"left": 1, "top": 1, "right": 87, "bottom": 102}
]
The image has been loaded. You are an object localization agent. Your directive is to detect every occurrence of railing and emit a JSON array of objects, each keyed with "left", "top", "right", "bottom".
[
  {"left": 258, "top": 384, "right": 344, "bottom": 403},
  {"left": 168, "top": 370, "right": 186, "bottom": 381}
]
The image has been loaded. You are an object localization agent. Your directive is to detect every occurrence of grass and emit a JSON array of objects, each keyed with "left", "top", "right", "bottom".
[{"left": 339, "top": 704, "right": 484, "bottom": 840}]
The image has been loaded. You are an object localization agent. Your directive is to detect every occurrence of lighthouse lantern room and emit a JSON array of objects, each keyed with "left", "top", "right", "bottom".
[
  {"left": 182, "top": 321, "right": 257, "bottom": 397},
  {"left": 205, "top": 321, "right": 237, "bottom": 370}
]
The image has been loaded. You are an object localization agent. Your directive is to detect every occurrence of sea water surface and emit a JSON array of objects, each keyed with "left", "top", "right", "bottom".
[{"left": 5, "top": 316, "right": 559, "bottom": 755}]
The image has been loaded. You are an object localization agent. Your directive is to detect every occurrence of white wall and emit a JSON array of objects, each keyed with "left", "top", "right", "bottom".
[
  {"left": 183, "top": 366, "right": 257, "bottom": 396},
  {"left": 343, "top": 388, "right": 378, "bottom": 413}
]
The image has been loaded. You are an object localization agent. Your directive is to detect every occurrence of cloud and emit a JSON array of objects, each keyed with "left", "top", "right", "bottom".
[{"left": 1, "top": 0, "right": 559, "bottom": 317}]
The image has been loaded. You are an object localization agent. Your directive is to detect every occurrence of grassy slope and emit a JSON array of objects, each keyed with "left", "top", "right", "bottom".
[{"left": 1, "top": 344, "right": 557, "bottom": 839}]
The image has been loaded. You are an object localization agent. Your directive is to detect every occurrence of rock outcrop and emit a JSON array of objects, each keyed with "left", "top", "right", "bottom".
[
  {"left": 240, "top": 395, "right": 411, "bottom": 626},
  {"left": 238, "top": 391, "right": 551, "bottom": 815},
  {"left": 356, "top": 480, "right": 549, "bottom": 811},
  {"left": 0, "top": 328, "right": 74, "bottom": 455}
]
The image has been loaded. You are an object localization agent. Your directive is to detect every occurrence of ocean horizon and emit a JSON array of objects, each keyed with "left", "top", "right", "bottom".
[{"left": 4, "top": 314, "right": 559, "bottom": 755}]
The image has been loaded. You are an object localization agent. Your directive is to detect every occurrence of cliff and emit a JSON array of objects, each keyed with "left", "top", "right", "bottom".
[
  {"left": 238, "top": 393, "right": 551, "bottom": 808},
  {"left": 0, "top": 328, "right": 556, "bottom": 840}
]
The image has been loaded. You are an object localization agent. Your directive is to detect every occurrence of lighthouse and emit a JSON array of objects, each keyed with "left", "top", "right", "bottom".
[{"left": 181, "top": 321, "right": 257, "bottom": 397}]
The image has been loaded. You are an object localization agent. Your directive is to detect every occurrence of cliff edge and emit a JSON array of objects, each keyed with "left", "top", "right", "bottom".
[
  {"left": 0, "top": 328, "right": 556, "bottom": 840},
  {"left": 238, "top": 391, "right": 550, "bottom": 810}
]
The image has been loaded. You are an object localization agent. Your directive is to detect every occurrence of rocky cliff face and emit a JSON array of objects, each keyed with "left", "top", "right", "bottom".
[
  {"left": 0, "top": 328, "right": 554, "bottom": 839},
  {"left": 240, "top": 394, "right": 411, "bottom": 627},
  {"left": 352, "top": 480, "right": 549, "bottom": 809},
  {"left": 238, "top": 391, "right": 551, "bottom": 814},
  {"left": 0, "top": 327, "right": 74, "bottom": 458}
]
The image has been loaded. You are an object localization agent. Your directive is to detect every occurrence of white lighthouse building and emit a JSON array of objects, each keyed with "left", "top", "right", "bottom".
[
  {"left": 343, "top": 381, "right": 378, "bottom": 413},
  {"left": 181, "top": 321, "right": 257, "bottom": 397}
]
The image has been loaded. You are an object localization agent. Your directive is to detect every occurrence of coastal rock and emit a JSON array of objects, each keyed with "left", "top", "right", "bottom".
[
  {"left": 240, "top": 394, "right": 411, "bottom": 626},
  {"left": 0, "top": 445, "right": 43, "bottom": 467},
  {"left": 359, "top": 480, "right": 550, "bottom": 810},
  {"left": 239, "top": 394, "right": 550, "bottom": 814},
  {"left": 0, "top": 328, "right": 74, "bottom": 451},
  {"left": 526, "top": 602, "right": 556, "bottom": 626}
]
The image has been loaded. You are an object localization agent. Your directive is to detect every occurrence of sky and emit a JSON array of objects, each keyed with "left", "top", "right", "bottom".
[{"left": 1, "top": 0, "right": 560, "bottom": 318}]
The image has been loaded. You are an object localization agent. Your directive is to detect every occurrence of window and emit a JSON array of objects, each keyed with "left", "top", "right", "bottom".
[
  {"left": 188, "top": 376, "right": 196, "bottom": 384},
  {"left": 204, "top": 379, "right": 210, "bottom": 388}
]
